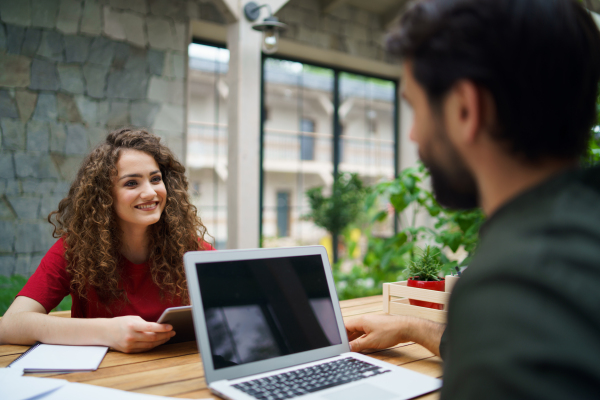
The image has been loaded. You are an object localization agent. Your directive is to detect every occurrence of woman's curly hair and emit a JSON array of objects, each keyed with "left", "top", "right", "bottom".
[{"left": 48, "top": 128, "right": 209, "bottom": 306}]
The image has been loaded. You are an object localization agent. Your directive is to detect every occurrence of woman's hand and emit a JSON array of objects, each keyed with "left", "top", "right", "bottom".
[{"left": 104, "top": 316, "right": 175, "bottom": 353}]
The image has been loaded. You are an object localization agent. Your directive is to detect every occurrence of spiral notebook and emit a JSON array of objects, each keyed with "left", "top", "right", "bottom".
[{"left": 8, "top": 343, "right": 108, "bottom": 373}]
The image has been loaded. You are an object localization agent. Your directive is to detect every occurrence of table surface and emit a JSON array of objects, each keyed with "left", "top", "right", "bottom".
[{"left": 0, "top": 295, "right": 442, "bottom": 399}]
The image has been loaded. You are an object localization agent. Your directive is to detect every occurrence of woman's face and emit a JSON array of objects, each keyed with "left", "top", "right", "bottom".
[{"left": 112, "top": 149, "right": 167, "bottom": 230}]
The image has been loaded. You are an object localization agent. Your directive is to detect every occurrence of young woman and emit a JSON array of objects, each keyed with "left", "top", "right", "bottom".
[{"left": 0, "top": 128, "right": 213, "bottom": 353}]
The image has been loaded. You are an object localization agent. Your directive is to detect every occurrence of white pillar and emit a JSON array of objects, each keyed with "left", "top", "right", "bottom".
[{"left": 226, "top": 18, "right": 262, "bottom": 249}]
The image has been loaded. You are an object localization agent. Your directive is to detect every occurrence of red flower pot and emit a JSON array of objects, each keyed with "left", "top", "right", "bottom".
[{"left": 407, "top": 278, "right": 445, "bottom": 310}]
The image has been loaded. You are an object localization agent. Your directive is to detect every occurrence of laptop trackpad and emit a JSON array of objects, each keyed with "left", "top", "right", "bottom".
[{"left": 321, "top": 383, "right": 397, "bottom": 400}]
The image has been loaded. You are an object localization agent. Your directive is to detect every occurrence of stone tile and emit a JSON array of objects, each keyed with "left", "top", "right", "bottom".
[
  {"left": 1, "top": 179, "right": 20, "bottom": 195},
  {"left": 148, "top": 76, "right": 184, "bottom": 105},
  {"left": 65, "top": 123, "right": 88, "bottom": 154},
  {"left": 0, "top": 221, "right": 16, "bottom": 253},
  {"left": 53, "top": 181, "right": 71, "bottom": 195},
  {"left": 1, "top": 118, "right": 26, "bottom": 150},
  {"left": 38, "top": 154, "right": 61, "bottom": 179},
  {"left": 153, "top": 103, "right": 184, "bottom": 132},
  {"left": 82, "top": 64, "right": 109, "bottom": 99},
  {"left": 57, "top": 93, "right": 83, "bottom": 123},
  {"left": 7, "top": 195, "right": 41, "bottom": 220},
  {"left": 64, "top": 35, "right": 91, "bottom": 63},
  {"left": 106, "top": 100, "right": 130, "bottom": 127},
  {"left": 15, "top": 90, "right": 38, "bottom": 122},
  {"left": 51, "top": 153, "right": 84, "bottom": 181},
  {"left": 57, "top": 0, "right": 82, "bottom": 34},
  {"left": 22, "top": 179, "right": 58, "bottom": 194},
  {"left": 0, "top": 256, "right": 15, "bottom": 276},
  {"left": 6, "top": 25, "right": 25, "bottom": 54},
  {"left": 37, "top": 30, "right": 64, "bottom": 62},
  {"left": 49, "top": 122, "right": 67, "bottom": 152},
  {"left": 198, "top": 2, "right": 226, "bottom": 24},
  {"left": 0, "top": 54, "right": 31, "bottom": 88},
  {"left": 30, "top": 58, "right": 60, "bottom": 91},
  {"left": 146, "top": 16, "right": 174, "bottom": 50},
  {"left": 147, "top": 49, "right": 165, "bottom": 75},
  {"left": 130, "top": 101, "right": 160, "bottom": 127},
  {"left": 26, "top": 120, "right": 50, "bottom": 151},
  {"left": 57, "top": 63, "right": 85, "bottom": 94},
  {"left": 106, "top": 70, "right": 149, "bottom": 100},
  {"left": 103, "top": 6, "right": 126, "bottom": 41},
  {"left": 87, "top": 125, "right": 106, "bottom": 147},
  {"left": 96, "top": 101, "right": 109, "bottom": 125},
  {"left": 40, "top": 194, "right": 65, "bottom": 219},
  {"left": 14, "top": 152, "right": 36, "bottom": 178},
  {"left": 21, "top": 28, "right": 42, "bottom": 57},
  {"left": 31, "top": 93, "right": 58, "bottom": 122},
  {"left": 0, "top": 24, "right": 5, "bottom": 50},
  {"left": 186, "top": 2, "right": 199, "bottom": 20},
  {"left": 0, "top": 2, "right": 32, "bottom": 27},
  {"left": 32, "top": 0, "right": 59, "bottom": 29},
  {"left": 109, "top": 0, "right": 147, "bottom": 14},
  {"left": 173, "top": 22, "right": 186, "bottom": 52},
  {"left": 0, "top": 196, "right": 15, "bottom": 218},
  {"left": 123, "top": 11, "right": 146, "bottom": 47},
  {"left": 171, "top": 51, "right": 185, "bottom": 79},
  {"left": 149, "top": 0, "right": 187, "bottom": 20},
  {"left": 88, "top": 36, "right": 115, "bottom": 67},
  {"left": 0, "top": 90, "right": 19, "bottom": 119},
  {"left": 74, "top": 96, "right": 98, "bottom": 125},
  {"left": 0, "top": 151, "right": 15, "bottom": 179},
  {"left": 124, "top": 46, "right": 148, "bottom": 73},
  {"left": 80, "top": 0, "right": 102, "bottom": 35},
  {"left": 15, "top": 222, "right": 50, "bottom": 252},
  {"left": 111, "top": 41, "right": 130, "bottom": 70},
  {"left": 14, "top": 254, "right": 32, "bottom": 276}
]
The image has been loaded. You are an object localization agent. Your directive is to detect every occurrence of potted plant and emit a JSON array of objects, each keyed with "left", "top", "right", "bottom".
[{"left": 404, "top": 246, "right": 445, "bottom": 310}]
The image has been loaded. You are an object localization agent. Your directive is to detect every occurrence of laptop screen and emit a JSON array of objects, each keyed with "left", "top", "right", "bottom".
[{"left": 195, "top": 254, "right": 342, "bottom": 370}]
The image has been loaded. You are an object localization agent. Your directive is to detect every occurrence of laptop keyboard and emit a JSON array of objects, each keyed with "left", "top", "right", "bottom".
[{"left": 232, "top": 357, "right": 391, "bottom": 399}]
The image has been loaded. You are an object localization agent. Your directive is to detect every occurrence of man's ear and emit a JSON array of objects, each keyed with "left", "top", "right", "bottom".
[{"left": 444, "top": 80, "right": 482, "bottom": 145}]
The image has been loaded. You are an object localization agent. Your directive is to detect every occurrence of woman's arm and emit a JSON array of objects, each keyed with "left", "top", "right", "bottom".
[{"left": 0, "top": 296, "right": 175, "bottom": 353}]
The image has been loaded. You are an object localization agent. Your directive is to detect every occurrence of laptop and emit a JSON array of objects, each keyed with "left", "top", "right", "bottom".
[{"left": 184, "top": 246, "right": 442, "bottom": 400}]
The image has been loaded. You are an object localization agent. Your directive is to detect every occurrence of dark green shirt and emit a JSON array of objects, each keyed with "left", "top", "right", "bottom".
[{"left": 440, "top": 165, "right": 600, "bottom": 400}]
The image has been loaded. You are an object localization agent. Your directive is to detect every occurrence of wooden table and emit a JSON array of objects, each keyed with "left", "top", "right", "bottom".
[{"left": 0, "top": 296, "right": 442, "bottom": 399}]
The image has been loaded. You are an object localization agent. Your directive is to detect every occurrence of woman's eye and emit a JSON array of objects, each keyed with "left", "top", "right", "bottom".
[
  {"left": 125, "top": 180, "right": 137, "bottom": 187},
  {"left": 151, "top": 176, "right": 162, "bottom": 183}
]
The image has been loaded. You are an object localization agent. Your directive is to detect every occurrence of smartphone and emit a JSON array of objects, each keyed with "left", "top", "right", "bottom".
[{"left": 156, "top": 305, "right": 196, "bottom": 344}]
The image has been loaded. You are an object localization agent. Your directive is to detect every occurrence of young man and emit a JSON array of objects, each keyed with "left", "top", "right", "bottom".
[{"left": 345, "top": 0, "right": 600, "bottom": 398}]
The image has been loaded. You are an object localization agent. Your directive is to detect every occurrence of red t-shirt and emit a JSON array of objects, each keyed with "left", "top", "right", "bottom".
[{"left": 18, "top": 237, "right": 215, "bottom": 322}]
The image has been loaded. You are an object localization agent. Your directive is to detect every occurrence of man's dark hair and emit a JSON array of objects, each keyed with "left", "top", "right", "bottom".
[{"left": 388, "top": 0, "right": 600, "bottom": 161}]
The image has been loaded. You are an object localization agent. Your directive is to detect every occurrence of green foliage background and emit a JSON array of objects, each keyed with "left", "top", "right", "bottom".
[
  {"left": 334, "top": 163, "right": 485, "bottom": 300},
  {"left": 0, "top": 275, "right": 71, "bottom": 316}
]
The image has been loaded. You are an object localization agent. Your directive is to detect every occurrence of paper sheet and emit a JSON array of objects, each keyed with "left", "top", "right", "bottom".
[
  {"left": 0, "top": 369, "right": 67, "bottom": 400},
  {"left": 8, "top": 344, "right": 108, "bottom": 373}
]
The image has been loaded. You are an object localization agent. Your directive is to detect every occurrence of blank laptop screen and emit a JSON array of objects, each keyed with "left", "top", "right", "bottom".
[{"left": 195, "top": 254, "right": 342, "bottom": 370}]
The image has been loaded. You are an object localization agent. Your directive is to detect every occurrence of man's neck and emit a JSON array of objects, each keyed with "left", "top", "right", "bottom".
[{"left": 475, "top": 156, "right": 577, "bottom": 217}]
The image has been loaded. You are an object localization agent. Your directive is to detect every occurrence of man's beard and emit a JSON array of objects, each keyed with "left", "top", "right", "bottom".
[{"left": 419, "top": 125, "right": 479, "bottom": 210}]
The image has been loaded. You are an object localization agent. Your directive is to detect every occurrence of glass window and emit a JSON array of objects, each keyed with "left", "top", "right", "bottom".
[
  {"left": 261, "top": 58, "right": 399, "bottom": 255},
  {"left": 188, "top": 42, "right": 229, "bottom": 249}
]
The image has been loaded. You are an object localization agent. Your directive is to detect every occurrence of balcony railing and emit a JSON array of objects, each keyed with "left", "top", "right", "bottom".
[{"left": 187, "top": 121, "right": 395, "bottom": 176}]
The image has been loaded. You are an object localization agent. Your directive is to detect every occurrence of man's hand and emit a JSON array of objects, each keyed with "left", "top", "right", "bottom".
[
  {"left": 105, "top": 316, "right": 175, "bottom": 353},
  {"left": 345, "top": 314, "right": 445, "bottom": 356}
]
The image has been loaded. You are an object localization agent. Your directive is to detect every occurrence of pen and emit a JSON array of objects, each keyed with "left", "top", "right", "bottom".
[{"left": 454, "top": 266, "right": 462, "bottom": 276}]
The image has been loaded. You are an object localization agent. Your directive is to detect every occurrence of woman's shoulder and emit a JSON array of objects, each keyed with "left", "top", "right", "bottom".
[{"left": 197, "top": 237, "right": 216, "bottom": 251}]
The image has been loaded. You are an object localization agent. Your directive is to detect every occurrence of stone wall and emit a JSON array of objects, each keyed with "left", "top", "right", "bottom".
[
  {"left": 0, "top": 0, "right": 226, "bottom": 276},
  {"left": 276, "top": 0, "right": 393, "bottom": 64}
]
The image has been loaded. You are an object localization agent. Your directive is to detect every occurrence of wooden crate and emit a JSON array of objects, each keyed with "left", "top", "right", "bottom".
[{"left": 382, "top": 275, "right": 460, "bottom": 323}]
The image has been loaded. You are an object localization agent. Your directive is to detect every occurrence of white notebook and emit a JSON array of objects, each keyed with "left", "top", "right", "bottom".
[{"left": 8, "top": 343, "right": 108, "bottom": 373}]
